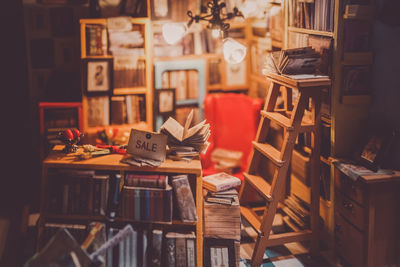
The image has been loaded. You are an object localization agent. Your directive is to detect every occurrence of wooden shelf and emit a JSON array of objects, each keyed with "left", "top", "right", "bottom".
[
  {"left": 81, "top": 55, "right": 113, "bottom": 59},
  {"left": 287, "top": 26, "right": 334, "bottom": 37},
  {"left": 44, "top": 214, "right": 197, "bottom": 226},
  {"left": 113, "top": 87, "right": 147, "bottom": 95},
  {"left": 84, "top": 122, "right": 150, "bottom": 135}
]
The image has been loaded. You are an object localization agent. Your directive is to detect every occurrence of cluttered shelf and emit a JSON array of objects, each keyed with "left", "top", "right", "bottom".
[
  {"left": 43, "top": 214, "right": 197, "bottom": 226},
  {"left": 43, "top": 146, "right": 202, "bottom": 175},
  {"left": 287, "top": 26, "right": 334, "bottom": 37}
]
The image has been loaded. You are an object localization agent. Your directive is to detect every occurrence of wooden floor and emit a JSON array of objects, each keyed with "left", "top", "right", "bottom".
[{"left": 240, "top": 215, "right": 335, "bottom": 267}]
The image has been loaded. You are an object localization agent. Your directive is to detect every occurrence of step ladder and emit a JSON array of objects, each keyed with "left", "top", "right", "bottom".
[{"left": 239, "top": 73, "right": 331, "bottom": 266}]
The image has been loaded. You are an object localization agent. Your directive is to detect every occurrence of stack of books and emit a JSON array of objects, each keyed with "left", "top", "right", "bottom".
[
  {"left": 120, "top": 172, "right": 172, "bottom": 223},
  {"left": 165, "top": 232, "right": 197, "bottom": 267},
  {"left": 160, "top": 109, "right": 210, "bottom": 161},
  {"left": 202, "top": 173, "right": 242, "bottom": 240},
  {"left": 265, "top": 47, "right": 322, "bottom": 77},
  {"left": 282, "top": 195, "right": 310, "bottom": 230},
  {"left": 211, "top": 148, "right": 243, "bottom": 174}
]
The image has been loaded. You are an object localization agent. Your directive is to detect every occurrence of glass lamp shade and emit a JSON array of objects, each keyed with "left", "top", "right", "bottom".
[
  {"left": 162, "top": 22, "right": 188, "bottom": 45},
  {"left": 222, "top": 37, "right": 247, "bottom": 64}
]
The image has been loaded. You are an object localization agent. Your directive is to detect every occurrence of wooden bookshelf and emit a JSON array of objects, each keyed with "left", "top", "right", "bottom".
[
  {"left": 281, "top": 0, "right": 374, "bottom": 254},
  {"left": 80, "top": 18, "right": 154, "bottom": 136},
  {"left": 39, "top": 147, "right": 204, "bottom": 267}
]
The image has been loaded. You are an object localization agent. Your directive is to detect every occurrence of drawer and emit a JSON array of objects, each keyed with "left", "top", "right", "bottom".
[
  {"left": 334, "top": 169, "right": 365, "bottom": 205},
  {"left": 335, "top": 191, "right": 365, "bottom": 231},
  {"left": 335, "top": 213, "right": 365, "bottom": 267}
]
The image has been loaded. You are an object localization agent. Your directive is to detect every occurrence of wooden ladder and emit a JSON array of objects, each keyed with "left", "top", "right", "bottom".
[{"left": 239, "top": 73, "right": 331, "bottom": 266}]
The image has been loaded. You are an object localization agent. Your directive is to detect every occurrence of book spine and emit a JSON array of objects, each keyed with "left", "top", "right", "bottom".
[
  {"left": 172, "top": 176, "right": 197, "bottom": 222},
  {"left": 107, "top": 173, "right": 121, "bottom": 220},
  {"left": 186, "top": 238, "right": 196, "bottom": 267},
  {"left": 216, "top": 181, "right": 242, "bottom": 192},
  {"left": 145, "top": 189, "right": 150, "bottom": 221},
  {"left": 151, "top": 230, "right": 163, "bottom": 267},
  {"left": 107, "top": 228, "right": 113, "bottom": 267},
  {"left": 166, "top": 237, "right": 176, "bottom": 267},
  {"left": 164, "top": 189, "right": 172, "bottom": 222},
  {"left": 150, "top": 190, "right": 156, "bottom": 221},
  {"left": 131, "top": 228, "right": 138, "bottom": 267},
  {"left": 87, "top": 178, "right": 94, "bottom": 214},
  {"left": 175, "top": 237, "right": 186, "bottom": 267},
  {"left": 134, "top": 189, "right": 140, "bottom": 221},
  {"left": 142, "top": 230, "right": 148, "bottom": 267},
  {"left": 100, "top": 177, "right": 108, "bottom": 216},
  {"left": 93, "top": 179, "right": 101, "bottom": 214}
]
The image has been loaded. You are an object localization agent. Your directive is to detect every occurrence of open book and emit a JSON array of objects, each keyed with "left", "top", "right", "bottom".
[
  {"left": 264, "top": 47, "right": 322, "bottom": 76},
  {"left": 160, "top": 110, "right": 210, "bottom": 156}
]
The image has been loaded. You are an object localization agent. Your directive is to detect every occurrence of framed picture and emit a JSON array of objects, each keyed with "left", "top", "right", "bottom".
[
  {"left": 155, "top": 88, "right": 176, "bottom": 116},
  {"left": 358, "top": 129, "right": 395, "bottom": 171},
  {"left": 341, "top": 65, "right": 371, "bottom": 96},
  {"left": 83, "top": 58, "right": 113, "bottom": 95},
  {"left": 204, "top": 238, "right": 236, "bottom": 267},
  {"left": 150, "top": 0, "right": 171, "bottom": 20}
]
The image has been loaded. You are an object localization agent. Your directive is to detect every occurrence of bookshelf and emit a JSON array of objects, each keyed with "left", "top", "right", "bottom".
[
  {"left": 38, "top": 146, "right": 204, "bottom": 266},
  {"left": 79, "top": 18, "right": 154, "bottom": 137},
  {"left": 280, "top": 0, "right": 374, "bottom": 254},
  {"left": 152, "top": 20, "right": 251, "bottom": 94},
  {"left": 247, "top": 1, "right": 284, "bottom": 98}
]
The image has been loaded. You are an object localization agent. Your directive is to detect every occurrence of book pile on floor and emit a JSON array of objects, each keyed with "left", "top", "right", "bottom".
[
  {"left": 160, "top": 109, "right": 210, "bottom": 161},
  {"left": 202, "top": 172, "right": 241, "bottom": 265},
  {"left": 281, "top": 195, "right": 310, "bottom": 230},
  {"left": 211, "top": 148, "right": 243, "bottom": 174}
]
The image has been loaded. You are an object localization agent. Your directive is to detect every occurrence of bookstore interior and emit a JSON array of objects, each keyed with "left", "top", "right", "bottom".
[{"left": 1, "top": 0, "right": 400, "bottom": 266}]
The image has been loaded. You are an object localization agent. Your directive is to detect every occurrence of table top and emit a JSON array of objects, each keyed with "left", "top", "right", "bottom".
[{"left": 43, "top": 146, "right": 202, "bottom": 176}]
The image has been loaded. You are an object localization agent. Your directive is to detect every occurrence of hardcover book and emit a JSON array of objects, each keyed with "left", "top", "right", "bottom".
[
  {"left": 171, "top": 175, "right": 198, "bottom": 222},
  {"left": 202, "top": 172, "right": 241, "bottom": 192}
]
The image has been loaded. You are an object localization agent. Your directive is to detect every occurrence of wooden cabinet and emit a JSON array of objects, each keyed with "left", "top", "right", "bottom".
[
  {"left": 334, "top": 167, "right": 400, "bottom": 267},
  {"left": 79, "top": 18, "right": 154, "bottom": 136},
  {"left": 38, "top": 147, "right": 204, "bottom": 266}
]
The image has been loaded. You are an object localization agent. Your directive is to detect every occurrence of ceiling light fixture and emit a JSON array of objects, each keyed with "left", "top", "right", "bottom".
[{"left": 162, "top": 0, "right": 247, "bottom": 64}]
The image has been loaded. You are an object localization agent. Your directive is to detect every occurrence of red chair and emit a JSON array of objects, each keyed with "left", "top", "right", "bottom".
[{"left": 201, "top": 93, "right": 264, "bottom": 180}]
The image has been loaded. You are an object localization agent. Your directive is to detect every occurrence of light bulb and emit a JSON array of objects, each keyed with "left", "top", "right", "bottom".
[
  {"left": 241, "top": 0, "right": 257, "bottom": 18},
  {"left": 222, "top": 37, "right": 247, "bottom": 64},
  {"left": 162, "top": 22, "right": 187, "bottom": 45},
  {"left": 211, "top": 29, "right": 221, "bottom": 39}
]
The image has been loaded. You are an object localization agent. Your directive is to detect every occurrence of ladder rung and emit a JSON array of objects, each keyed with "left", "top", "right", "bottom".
[
  {"left": 261, "top": 111, "right": 315, "bottom": 132},
  {"left": 243, "top": 173, "right": 273, "bottom": 202},
  {"left": 266, "top": 230, "right": 312, "bottom": 247},
  {"left": 240, "top": 206, "right": 262, "bottom": 234},
  {"left": 252, "top": 142, "right": 284, "bottom": 167}
]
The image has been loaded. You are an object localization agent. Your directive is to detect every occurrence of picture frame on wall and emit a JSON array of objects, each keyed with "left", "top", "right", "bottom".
[
  {"left": 83, "top": 58, "right": 113, "bottom": 95},
  {"left": 155, "top": 88, "right": 176, "bottom": 116},
  {"left": 204, "top": 238, "right": 236, "bottom": 267},
  {"left": 150, "top": 0, "right": 171, "bottom": 20}
]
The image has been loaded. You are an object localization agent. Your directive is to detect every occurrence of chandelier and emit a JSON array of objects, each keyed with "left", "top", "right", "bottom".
[{"left": 162, "top": 0, "right": 247, "bottom": 64}]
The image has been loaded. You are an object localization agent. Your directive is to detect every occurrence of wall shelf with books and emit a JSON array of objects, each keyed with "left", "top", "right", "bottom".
[
  {"left": 38, "top": 147, "right": 204, "bottom": 266},
  {"left": 80, "top": 17, "right": 154, "bottom": 138},
  {"left": 287, "top": 26, "right": 335, "bottom": 38}
]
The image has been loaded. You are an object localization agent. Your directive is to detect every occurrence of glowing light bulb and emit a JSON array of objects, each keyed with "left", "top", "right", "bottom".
[
  {"left": 162, "top": 22, "right": 187, "bottom": 45},
  {"left": 211, "top": 29, "right": 221, "bottom": 39},
  {"left": 222, "top": 37, "right": 247, "bottom": 64},
  {"left": 241, "top": 0, "right": 257, "bottom": 18}
]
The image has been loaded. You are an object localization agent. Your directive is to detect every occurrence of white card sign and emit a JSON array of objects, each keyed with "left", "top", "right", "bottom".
[{"left": 127, "top": 129, "right": 167, "bottom": 162}]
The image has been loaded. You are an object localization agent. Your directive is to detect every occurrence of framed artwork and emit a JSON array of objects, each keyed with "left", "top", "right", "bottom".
[
  {"left": 204, "top": 238, "right": 236, "bottom": 267},
  {"left": 358, "top": 129, "right": 395, "bottom": 171},
  {"left": 341, "top": 65, "right": 371, "bottom": 96},
  {"left": 83, "top": 58, "right": 113, "bottom": 95},
  {"left": 150, "top": 0, "right": 171, "bottom": 19},
  {"left": 154, "top": 58, "right": 206, "bottom": 130},
  {"left": 155, "top": 88, "right": 176, "bottom": 116}
]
